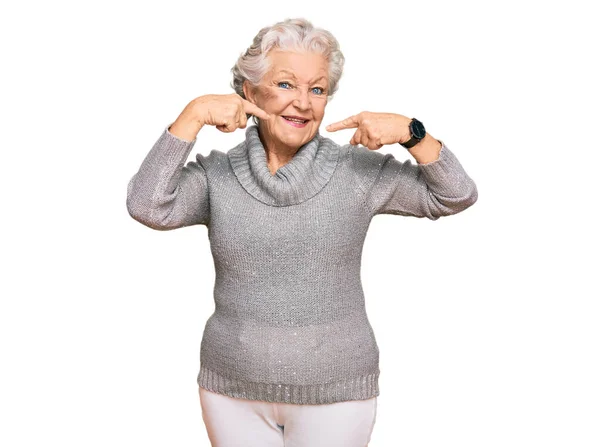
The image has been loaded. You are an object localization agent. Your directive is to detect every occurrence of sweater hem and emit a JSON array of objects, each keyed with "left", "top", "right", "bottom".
[{"left": 197, "top": 365, "right": 380, "bottom": 405}]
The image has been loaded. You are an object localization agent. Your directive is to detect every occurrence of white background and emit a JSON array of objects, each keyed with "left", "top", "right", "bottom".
[{"left": 1, "top": 0, "right": 598, "bottom": 446}]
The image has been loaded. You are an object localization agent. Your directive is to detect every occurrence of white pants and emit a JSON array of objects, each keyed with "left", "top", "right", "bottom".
[{"left": 199, "top": 387, "right": 377, "bottom": 447}]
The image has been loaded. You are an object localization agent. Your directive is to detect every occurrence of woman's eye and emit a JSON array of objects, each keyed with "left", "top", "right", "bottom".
[
  {"left": 312, "top": 87, "right": 324, "bottom": 95},
  {"left": 278, "top": 82, "right": 291, "bottom": 89}
]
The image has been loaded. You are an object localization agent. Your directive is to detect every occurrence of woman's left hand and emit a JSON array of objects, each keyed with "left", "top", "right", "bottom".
[{"left": 325, "top": 112, "right": 411, "bottom": 150}]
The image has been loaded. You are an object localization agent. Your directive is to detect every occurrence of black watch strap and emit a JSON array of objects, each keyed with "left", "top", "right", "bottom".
[
  {"left": 399, "top": 118, "right": 426, "bottom": 149},
  {"left": 400, "top": 135, "right": 421, "bottom": 149}
]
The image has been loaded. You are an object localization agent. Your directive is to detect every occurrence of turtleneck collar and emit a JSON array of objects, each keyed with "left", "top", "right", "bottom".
[{"left": 228, "top": 125, "right": 340, "bottom": 207}]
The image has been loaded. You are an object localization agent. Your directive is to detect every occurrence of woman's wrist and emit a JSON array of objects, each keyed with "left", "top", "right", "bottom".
[
  {"left": 168, "top": 113, "right": 204, "bottom": 142},
  {"left": 407, "top": 133, "right": 442, "bottom": 164}
]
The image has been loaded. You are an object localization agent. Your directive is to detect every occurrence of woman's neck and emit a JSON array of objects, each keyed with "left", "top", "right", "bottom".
[{"left": 258, "top": 125, "right": 300, "bottom": 175}]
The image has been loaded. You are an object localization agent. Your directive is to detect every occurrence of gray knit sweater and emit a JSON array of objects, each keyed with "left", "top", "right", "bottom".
[{"left": 126, "top": 123, "right": 478, "bottom": 405}]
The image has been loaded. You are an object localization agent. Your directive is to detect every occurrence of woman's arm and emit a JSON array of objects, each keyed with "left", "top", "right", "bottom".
[
  {"left": 327, "top": 111, "right": 478, "bottom": 220},
  {"left": 126, "top": 120, "right": 211, "bottom": 230},
  {"left": 351, "top": 140, "right": 478, "bottom": 220},
  {"left": 406, "top": 133, "right": 442, "bottom": 164},
  {"left": 126, "top": 94, "right": 269, "bottom": 230}
]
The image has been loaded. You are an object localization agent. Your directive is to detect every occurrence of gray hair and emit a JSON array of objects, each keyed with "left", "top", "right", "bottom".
[{"left": 231, "top": 18, "right": 345, "bottom": 124}]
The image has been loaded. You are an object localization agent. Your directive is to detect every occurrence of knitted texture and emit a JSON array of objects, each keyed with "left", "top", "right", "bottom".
[{"left": 126, "top": 124, "right": 478, "bottom": 404}]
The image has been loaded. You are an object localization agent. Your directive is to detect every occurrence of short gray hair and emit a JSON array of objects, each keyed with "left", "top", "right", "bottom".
[{"left": 231, "top": 18, "right": 345, "bottom": 123}]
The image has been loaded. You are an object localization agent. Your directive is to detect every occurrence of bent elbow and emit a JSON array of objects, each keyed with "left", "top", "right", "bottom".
[
  {"left": 126, "top": 176, "right": 175, "bottom": 231},
  {"left": 459, "top": 181, "right": 478, "bottom": 211},
  {"left": 126, "top": 199, "right": 176, "bottom": 231},
  {"left": 427, "top": 181, "right": 478, "bottom": 219},
  {"left": 126, "top": 196, "right": 155, "bottom": 230},
  {"left": 126, "top": 182, "right": 175, "bottom": 231}
]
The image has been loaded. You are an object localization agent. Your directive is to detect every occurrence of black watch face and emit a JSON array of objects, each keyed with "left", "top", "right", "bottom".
[{"left": 411, "top": 119, "right": 426, "bottom": 139}]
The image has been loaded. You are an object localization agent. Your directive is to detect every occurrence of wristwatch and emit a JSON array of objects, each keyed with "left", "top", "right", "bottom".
[{"left": 399, "top": 118, "right": 426, "bottom": 149}]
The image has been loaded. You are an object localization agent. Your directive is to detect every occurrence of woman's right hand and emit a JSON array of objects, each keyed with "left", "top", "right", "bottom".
[{"left": 169, "top": 94, "right": 270, "bottom": 141}]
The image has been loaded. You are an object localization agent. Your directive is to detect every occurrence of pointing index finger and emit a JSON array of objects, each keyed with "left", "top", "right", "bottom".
[
  {"left": 242, "top": 99, "right": 271, "bottom": 120},
  {"left": 326, "top": 115, "right": 359, "bottom": 132}
]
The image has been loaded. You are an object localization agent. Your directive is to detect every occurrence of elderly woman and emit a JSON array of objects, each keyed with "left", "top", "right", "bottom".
[{"left": 127, "top": 18, "right": 477, "bottom": 447}]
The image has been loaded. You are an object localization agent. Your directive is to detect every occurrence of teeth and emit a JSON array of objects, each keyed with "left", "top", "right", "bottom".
[{"left": 284, "top": 117, "right": 307, "bottom": 123}]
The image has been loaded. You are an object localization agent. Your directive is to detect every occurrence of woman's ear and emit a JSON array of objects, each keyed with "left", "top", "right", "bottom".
[{"left": 242, "top": 81, "right": 256, "bottom": 104}]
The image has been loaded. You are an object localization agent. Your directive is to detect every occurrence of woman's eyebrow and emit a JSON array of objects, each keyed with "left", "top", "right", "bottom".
[
  {"left": 310, "top": 76, "right": 328, "bottom": 83},
  {"left": 276, "top": 70, "right": 327, "bottom": 83}
]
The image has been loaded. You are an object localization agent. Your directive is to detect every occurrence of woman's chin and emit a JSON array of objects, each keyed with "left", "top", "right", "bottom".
[
  {"left": 281, "top": 131, "right": 315, "bottom": 147},
  {"left": 262, "top": 121, "right": 320, "bottom": 150}
]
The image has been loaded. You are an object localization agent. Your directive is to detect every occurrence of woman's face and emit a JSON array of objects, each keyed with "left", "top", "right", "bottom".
[{"left": 243, "top": 49, "right": 329, "bottom": 153}]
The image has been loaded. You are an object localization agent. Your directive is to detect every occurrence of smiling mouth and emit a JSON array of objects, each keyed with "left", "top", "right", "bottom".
[{"left": 282, "top": 116, "right": 309, "bottom": 124}]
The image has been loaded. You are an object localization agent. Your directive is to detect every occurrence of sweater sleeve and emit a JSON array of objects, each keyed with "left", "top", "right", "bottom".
[
  {"left": 351, "top": 141, "right": 478, "bottom": 220},
  {"left": 126, "top": 123, "right": 210, "bottom": 230}
]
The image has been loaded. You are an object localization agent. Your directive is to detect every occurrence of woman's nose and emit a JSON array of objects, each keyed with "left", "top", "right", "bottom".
[{"left": 292, "top": 88, "right": 311, "bottom": 110}]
